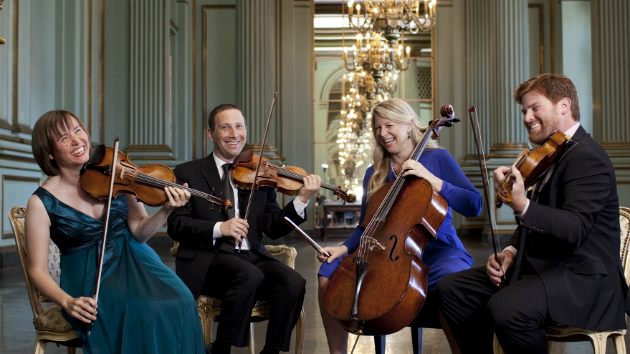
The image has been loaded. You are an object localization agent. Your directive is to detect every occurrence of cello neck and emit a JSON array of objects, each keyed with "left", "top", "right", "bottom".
[{"left": 409, "top": 120, "right": 438, "bottom": 162}]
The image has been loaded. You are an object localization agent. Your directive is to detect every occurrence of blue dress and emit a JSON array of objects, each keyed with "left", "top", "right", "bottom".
[
  {"left": 319, "top": 148, "right": 482, "bottom": 292},
  {"left": 34, "top": 187, "right": 205, "bottom": 354}
]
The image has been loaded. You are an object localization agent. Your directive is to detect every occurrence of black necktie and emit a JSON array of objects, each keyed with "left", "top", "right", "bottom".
[{"left": 218, "top": 163, "right": 235, "bottom": 253}]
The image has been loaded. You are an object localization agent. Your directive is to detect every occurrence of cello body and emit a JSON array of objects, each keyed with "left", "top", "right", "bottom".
[{"left": 324, "top": 176, "right": 448, "bottom": 335}]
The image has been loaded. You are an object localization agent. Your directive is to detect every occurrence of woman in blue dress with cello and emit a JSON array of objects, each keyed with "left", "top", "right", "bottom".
[
  {"left": 317, "top": 99, "right": 482, "bottom": 354},
  {"left": 25, "top": 110, "right": 205, "bottom": 353}
]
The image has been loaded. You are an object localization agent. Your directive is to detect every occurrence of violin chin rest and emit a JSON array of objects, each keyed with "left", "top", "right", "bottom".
[{"left": 88, "top": 144, "right": 107, "bottom": 165}]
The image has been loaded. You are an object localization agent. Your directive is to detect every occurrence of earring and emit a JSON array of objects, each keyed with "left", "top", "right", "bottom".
[{"left": 408, "top": 131, "right": 411, "bottom": 139}]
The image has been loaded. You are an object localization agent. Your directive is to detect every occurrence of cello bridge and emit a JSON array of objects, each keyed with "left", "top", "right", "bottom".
[{"left": 364, "top": 237, "right": 385, "bottom": 251}]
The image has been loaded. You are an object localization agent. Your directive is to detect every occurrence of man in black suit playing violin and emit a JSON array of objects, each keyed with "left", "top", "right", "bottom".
[
  {"left": 167, "top": 103, "right": 322, "bottom": 354},
  {"left": 437, "top": 74, "right": 629, "bottom": 353}
]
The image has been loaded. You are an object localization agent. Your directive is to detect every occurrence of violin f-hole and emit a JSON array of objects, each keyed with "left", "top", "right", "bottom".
[{"left": 388, "top": 235, "right": 399, "bottom": 261}]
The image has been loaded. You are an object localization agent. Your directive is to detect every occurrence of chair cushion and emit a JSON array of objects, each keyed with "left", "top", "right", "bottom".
[
  {"left": 33, "top": 305, "right": 74, "bottom": 333},
  {"left": 48, "top": 240, "right": 61, "bottom": 285}
]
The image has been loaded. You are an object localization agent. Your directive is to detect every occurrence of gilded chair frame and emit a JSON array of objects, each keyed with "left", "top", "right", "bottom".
[{"left": 9, "top": 206, "right": 80, "bottom": 354}]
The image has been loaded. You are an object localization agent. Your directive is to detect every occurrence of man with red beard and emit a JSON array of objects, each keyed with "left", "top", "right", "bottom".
[{"left": 436, "top": 74, "right": 629, "bottom": 354}]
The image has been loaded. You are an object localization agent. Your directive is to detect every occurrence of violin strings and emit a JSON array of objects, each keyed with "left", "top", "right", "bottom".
[
  {"left": 273, "top": 164, "right": 340, "bottom": 191},
  {"left": 119, "top": 169, "right": 224, "bottom": 206}
]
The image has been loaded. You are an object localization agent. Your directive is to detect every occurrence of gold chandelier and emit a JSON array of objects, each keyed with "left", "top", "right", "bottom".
[
  {"left": 346, "top": 0, "right": 437, "bottom": 35},
  {"left": 337, "top": 78, "right": 371, "bottom": 192},
  {"left": 343, "top": 31, "right": 409, "bottom": 97}
]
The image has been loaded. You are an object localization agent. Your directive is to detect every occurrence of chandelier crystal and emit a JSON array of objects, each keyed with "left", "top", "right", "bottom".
[
  {"left": 337, "top": 81, "right": 372, "bottom": 192},
  {"left": 346, "top": 0, "right": 437, "bottom": 35},
  {"left": 343, "top": 31, "right": 409, "bottom": 97}
]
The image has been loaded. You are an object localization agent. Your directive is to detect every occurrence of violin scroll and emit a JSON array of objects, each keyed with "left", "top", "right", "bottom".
[{"left": 333, "top": 187, "right": 357, "bottom": 203}]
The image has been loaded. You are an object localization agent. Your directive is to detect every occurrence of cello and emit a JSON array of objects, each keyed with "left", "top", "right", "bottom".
[{"left": 324, "top": 105, "right": 459, "bottom": 336}]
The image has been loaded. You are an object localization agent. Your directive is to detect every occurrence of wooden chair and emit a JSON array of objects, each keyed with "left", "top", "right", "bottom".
[
  {"left": 494, "top": 206, "right": 630, "bottom": 354},
  {"left": 171, "top": 242, "right": 305, "bottom": 354},
  {"left": 9, "top": 206, "right": 80, "bottom": 354}
]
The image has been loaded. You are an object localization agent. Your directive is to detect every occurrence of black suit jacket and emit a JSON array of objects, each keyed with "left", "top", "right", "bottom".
[
  {"left": 508, "top": 126, "right": 628, "bottom": 330},
  {"left": 167, "top": 153, "right": 306, "bottom": 299}
]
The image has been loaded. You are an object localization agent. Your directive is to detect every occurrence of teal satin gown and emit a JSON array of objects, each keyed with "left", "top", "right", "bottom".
[{"left": 34, "top": 187, "right": 205, "bottom": 354}]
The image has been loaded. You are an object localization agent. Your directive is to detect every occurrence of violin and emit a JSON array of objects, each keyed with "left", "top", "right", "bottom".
[
  {"left": 231, "top": 150, "right": 356, "bottom": 204},
  {"left": 496, "top": 131, "right": 570, "bottom": 208},
  {"left": 80, "top": 145, "right": 233, "bottom": 210},
  {"left": 324, "top": 105, "right": 459, "bottom": 335}
]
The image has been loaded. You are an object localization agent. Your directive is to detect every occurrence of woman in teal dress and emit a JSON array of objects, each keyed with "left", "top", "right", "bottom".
[{"left": 25, "top": 110, "right": 205, "bottom": 354}]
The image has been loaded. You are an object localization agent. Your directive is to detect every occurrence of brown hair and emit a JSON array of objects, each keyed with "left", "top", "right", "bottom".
[
  {"left": 514, "top": 73, "right": 580, "bottom": 121},
  {"left": 32, "top": 110, "right": 89, "bottom": 176},
  {"left": 207, "top": 104, "right": 245, "bottom": 131}
]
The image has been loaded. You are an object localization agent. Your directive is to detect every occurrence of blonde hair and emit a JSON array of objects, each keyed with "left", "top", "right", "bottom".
[{"left": 367, "top": 99, "right": 439, "bottom": 200}]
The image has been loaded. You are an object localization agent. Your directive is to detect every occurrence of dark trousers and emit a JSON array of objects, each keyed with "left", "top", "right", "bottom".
[
  {"left": 200, "top": 250, "right": 306, "bottom": 351},
  {"left": 436, "top": 266, "right": 554, "bottom": 354}
]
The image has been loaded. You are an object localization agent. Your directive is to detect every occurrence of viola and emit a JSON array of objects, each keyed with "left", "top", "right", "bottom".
[
  {"left": 496, "top": 131, "right": 570, "bottom": 208},
  {"left": 324, "top": 105, "right": 459, "bottom": 335},
  {"left": 80, "top": 145, "right": 233, "bottom": 210},
  {"left": 231, "top": 150, "right": 356, "bottom": 204}
]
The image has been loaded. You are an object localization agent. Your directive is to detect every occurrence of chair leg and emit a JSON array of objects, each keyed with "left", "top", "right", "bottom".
[
  {"left": 612, "top": 333, "right": 626, "bottom": 354},
  {"left": 492, "top": 333, "right": 504, "bottom": 354},
  {"left": 411, "top": 326, "right": 423, "bottom": 354},
  {"left": 249, "top": 323, "right": 255, "bottom": 354},
  {"left": 588, "top": 333, "right": 607, "bottom": 354},
  {"left": 295, "top": 308, "right": 305, "bottom": 354},
  {"left": 374, "top": 335, "right": 386, "bottom": 354},
  {"left": 34, "top": 340, "right": 46, "bottom": 354},
  {"left": 546, "top": 340, "right": 553, "bottom": 353},
  {"left": 199, "top": 310, "right": 214, "bottom": 346},
  {"left": 67, "top": 347, "right": 76, "bottom": 354}
]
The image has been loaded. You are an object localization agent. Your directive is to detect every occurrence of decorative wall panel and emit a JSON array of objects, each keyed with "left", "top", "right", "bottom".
[{"left": 128, "top": 0, "right": 173, "bottom": 158}]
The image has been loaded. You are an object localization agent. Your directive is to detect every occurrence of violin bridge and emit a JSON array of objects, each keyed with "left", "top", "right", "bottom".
[{"left": 119, "top": 167, "right": 127, "bottom": 179}]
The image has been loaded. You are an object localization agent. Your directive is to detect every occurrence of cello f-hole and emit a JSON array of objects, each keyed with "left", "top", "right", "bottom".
[{"left": 389, "top": 235, "right": 399, "bottom": 261}]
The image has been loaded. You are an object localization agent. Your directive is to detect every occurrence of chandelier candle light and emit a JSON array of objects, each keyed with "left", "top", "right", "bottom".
[
  {"left": 346, "top": 0, "right": 437, "bottom": 35},
  {"left": 343, "top": 31, "right": 409, "bottom": 98}
]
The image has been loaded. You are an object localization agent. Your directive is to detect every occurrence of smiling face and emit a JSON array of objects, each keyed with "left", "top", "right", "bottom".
[
  {"left": 208, "top": 108, "right": 247, "bottom": 162},
  {"left": 49, "top": 116, "right": 90, "bottom": 170},
  {"left": 520, "top": 90, "right": 575, "bottom": 145},
  {"left": 373, "top": 113, "right": 413, "bottom": 158}
]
